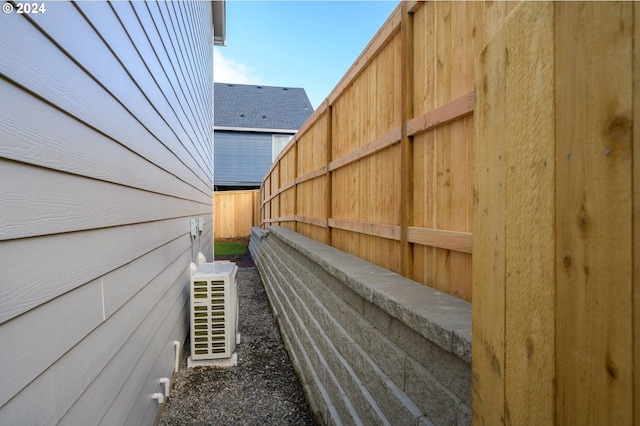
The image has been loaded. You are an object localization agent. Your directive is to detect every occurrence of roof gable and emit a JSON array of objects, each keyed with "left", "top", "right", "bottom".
[{"left": 214, "top": 83, "right": 314, "bottom": 130}]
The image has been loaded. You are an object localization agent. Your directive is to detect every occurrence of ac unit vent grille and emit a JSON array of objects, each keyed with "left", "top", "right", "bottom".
[{"left": 190, "top": 262, "right": 238, "bottom": 360}]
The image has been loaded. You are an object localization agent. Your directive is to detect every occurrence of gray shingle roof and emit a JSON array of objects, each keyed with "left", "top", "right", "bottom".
[{"left": 214, "top": 83, "right": 314, "bottom": 130}]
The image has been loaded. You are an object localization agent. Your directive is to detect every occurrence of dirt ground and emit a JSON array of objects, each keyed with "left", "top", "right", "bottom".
[{"left": 214, "top": 236, "right": 254, "bottom": 268}]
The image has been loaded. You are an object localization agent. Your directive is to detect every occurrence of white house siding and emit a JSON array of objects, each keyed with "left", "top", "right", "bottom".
[{"left": 0, "top": 1, "right": 214, "bottom": 424}]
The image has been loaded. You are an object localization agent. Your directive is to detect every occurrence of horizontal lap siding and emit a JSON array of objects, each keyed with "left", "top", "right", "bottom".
[
  {"left": 0, "top": 80, "right": 211, "bottom": 205},
  {"left": 0, "top": 1, "right": 213, "bottom": 423},
  {"left": 214, "top": 131, "right": 272, "bottom": 186}
]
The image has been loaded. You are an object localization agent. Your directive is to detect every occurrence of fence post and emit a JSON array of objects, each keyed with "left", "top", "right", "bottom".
[
  {"left": 325, "top": 102, "right": 333, "bottom": 246},
  {"left": 293, "top": 138, "right": 298, "bottom": 233},
  {"left": 276, "top": 161, "right": 281, "bottom": 226},
  {"left": 400, "top": 2, "right": 414, "bottom": 279}
]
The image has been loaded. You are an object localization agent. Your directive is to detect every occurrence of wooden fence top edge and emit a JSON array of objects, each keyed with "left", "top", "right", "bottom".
[
  {"left": 214, "top": 189, "right": 260, "bottom": 195},
  {"left": 264, "top": 99, "right": 329, "bottom": 179},
  {"left": 295, "top": 99, "right": 329, "bottom": 140},
  {"left": 327, "top": 5, "right": 402, "bottom": 106}
]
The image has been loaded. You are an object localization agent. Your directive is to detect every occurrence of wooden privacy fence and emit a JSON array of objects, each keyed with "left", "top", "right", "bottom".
[
  {"left": 260, "top": 1, "right": 639, "bottom": 424},
  {"left": 214, "top": 190, "right": 260, "bottom": 238},
  {"left": 260, "top": 1, "right": 522, "bottom": 302}
]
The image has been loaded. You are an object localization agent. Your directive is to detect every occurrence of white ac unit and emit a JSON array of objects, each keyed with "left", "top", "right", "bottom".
[{"left": 190, "top": 261, "right": 238, "bottom": 360}]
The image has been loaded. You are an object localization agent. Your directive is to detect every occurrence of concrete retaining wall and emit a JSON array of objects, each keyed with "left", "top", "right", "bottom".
[{"left": 249, "top": 226, "right": 472, "bottom": 425}]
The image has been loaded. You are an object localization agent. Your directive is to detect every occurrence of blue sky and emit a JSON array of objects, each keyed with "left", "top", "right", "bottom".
[{"left": 215, "top": 1, "right": 400, "bottom": 110}]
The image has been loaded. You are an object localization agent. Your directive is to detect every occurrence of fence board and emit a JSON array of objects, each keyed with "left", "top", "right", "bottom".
[
  {"left": 502, "top": 3, "right": 555, "bottom": 424},
  {"left": 412, "top": 1, "right": 435, "bottom": 116},
  {"left": 450, "top": 117, "right": 471, "bottom": 299},
  {"left": 634, "top": 5, "right": 640, "bottom": 424},
  {"left": 555, "top": 3, "right": 633, "bottom": 424},
  {"left": 472, "top": 9, "right": 508, "bottom": 423}
]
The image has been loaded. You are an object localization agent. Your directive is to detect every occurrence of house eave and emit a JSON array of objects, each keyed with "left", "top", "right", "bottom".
[
  {"left": 214, "top": 126, "right": 298, "bottom": 134},
  {"left": 212, "top": 1, "right": 226, "bottom": 46}
]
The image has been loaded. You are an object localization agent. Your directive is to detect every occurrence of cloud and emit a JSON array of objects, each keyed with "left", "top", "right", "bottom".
[{"left": 214, "top": 48, "right": 262, "bottom": 85}]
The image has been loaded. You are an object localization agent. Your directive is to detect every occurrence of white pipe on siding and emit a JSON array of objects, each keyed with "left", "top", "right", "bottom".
[
  {"left": 173, "top": 341, "right": 181, "bottom": 373},
  {"left": 159, "top": 378, "right": 170, "bottom": 397}
]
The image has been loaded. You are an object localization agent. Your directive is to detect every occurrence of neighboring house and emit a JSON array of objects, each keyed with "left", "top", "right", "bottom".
[
  {"left": 214, "top": 83, "right": 314, "bottom": 190},
  {"left": 0, "top": 1, "right": 224, "bottom": 423}
]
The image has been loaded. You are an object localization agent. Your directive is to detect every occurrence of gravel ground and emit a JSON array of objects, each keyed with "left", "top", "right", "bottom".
[{"left": 158, "top": 253, "right": 315, "bottom": 425}]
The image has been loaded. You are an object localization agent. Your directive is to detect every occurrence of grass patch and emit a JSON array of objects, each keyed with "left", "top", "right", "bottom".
[{"left": 214, "top": 241, "right": 247, "bottom": 256}]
